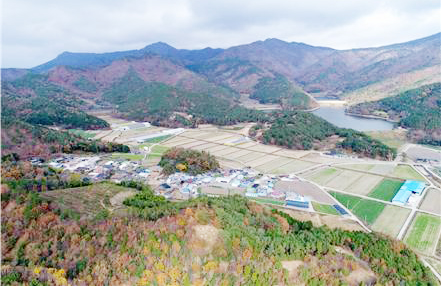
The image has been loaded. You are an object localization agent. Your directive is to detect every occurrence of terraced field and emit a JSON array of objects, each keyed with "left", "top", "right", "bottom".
[
  {"left": 269, "top": 160, "right": 317, "bottom": 174},
  {"left": 405, "top": 213, "right": 441, "bottom": 255},
  {"left": 305, "top": 168, "right": 342, "bottom": 185}
]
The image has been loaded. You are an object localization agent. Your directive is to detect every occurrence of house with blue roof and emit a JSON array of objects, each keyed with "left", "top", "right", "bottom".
[{"left": 392, "top": 180, "right": 426, "bottom": 205}]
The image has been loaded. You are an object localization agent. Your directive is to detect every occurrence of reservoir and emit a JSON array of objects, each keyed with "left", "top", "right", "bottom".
[{"left": 312, "top": 106, "right": 394, "bottom": 131}]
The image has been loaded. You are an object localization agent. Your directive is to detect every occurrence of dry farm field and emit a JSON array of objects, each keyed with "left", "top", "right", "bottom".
[
  {"left": 419, "top": 189, "right": 441, "bottom": 215},
  {"left": 371, "top": 205, "right": 411, "bottom": 238},
  {"left": 275, "top": 181, "right": 335, "bottom": 204},
  {"left": 405, "top": 146, "right": 441, "bottom": 162}
]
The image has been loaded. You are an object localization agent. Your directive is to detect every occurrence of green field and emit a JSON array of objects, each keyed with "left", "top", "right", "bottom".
[
  {"left": 68, "top": 129, "right": 97, "bottom": 139},
  {"left": 330, "top": 192, "right": 360, "bottom": 209},
  {"left": 312, "top": 201, "right": 339, "bottom": 215},
  {"left": 405, "top": 213, "right": 441, "bottom": 255},
  {"left": 330, "top": 192, "right": 385, "bottom": 225},
  {"left": 112, "top": 153, "right": 144, "bottom": 161},
  {"left": 391, "top": 165, "right": 425, "bottom": 181},
  {"left": 142, "top": 135, "right": 172, "bottom": 143},
  {"left": 368, "top": 179, "right": 403, "bottom": 201}
]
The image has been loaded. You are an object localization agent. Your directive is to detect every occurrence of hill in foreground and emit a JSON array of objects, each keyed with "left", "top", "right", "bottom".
[{"left": 1, "top": 182, "right": 437, "bottom": 285}]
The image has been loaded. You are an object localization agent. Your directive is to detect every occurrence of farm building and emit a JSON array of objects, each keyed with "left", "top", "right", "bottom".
[
  {"left": 392, "top": 180, "right": 426, "bottom": 205},
  {"left": 285, "top": 193, "right": 310, "bottom": 209}
]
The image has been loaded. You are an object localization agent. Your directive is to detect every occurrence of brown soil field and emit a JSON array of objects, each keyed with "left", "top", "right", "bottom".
[
  {"left": 371, "top": 205, "right": 411, "bottom": 238},
  {"left": 406, "top": 146, "right": 441, "bottom": 162},
  {"left": 275, "top": 181, "right": 335, "bottom": 204},
  {"left": 420, "top": 189, "right": 441, "bottom": 215}
]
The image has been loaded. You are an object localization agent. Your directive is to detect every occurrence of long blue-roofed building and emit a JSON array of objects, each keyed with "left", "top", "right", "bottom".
[{"left": 392, "top": 180, "right": 426, "bottom": 205}]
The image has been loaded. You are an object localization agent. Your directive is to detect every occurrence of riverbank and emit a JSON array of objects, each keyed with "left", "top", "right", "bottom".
[
  {"left": 316, "top": 99, "right": 347, "bottom": 106},
  {"left": 345, "top": 111, "right": 400, "bottom": 124}
]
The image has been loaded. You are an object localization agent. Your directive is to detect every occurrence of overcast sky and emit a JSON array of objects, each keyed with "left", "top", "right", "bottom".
[{"left": 2, "top": 0, "right": 440, "bottom": 68}]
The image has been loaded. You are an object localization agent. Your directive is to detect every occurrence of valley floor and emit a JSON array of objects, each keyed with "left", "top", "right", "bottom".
[{"left": 47, "top": 114, "right": 441, "bottom": 281}]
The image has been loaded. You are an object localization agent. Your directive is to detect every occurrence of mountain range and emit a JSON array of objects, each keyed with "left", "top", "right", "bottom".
[
  {"left": 1, "top": 33, "right": 440, "bottom": 129},
  {"left": 3, "top": 33, "right": 440, "bottom": 100}
]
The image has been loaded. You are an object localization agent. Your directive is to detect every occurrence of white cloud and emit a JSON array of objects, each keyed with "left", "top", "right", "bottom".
[{"left": 1, "top": 0, "right": 440, "bottom": 68}]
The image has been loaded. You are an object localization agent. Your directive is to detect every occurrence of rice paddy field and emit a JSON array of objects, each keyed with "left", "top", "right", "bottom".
[
  {"left": 324, "top": 170, "right": 364, "bottom": 190},
  {"left": 269, "top": 160, "right": 317, "bottom": 174},
  {"left": 343, "top": 174, "right": 384, "bottom": 196},
  {"left": 368, "top": 179, "right": 403, "bottom": 201},
  {"left": 371, "top": 205, "right": 411, "bottom": 238},
  {"left": 304, "top": 168, "right": 342, "bottom": 185},
  {"left": 405, "top": 212, "right": 441, "bottom": 255},
  {"left": 254, "top": 157, "right": 294, "bottom": 173},
  {"left": 330, "top": 192, "right": 386, "bottom": 225}
]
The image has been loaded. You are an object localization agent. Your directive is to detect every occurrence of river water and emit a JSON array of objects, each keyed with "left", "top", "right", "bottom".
[{"left": 312, "top": 106, "right": 394, "bottom": 131}]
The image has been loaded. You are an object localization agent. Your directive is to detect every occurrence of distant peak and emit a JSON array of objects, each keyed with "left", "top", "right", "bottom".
[{"left": 144, "top": 42, "right": 175, "bottom": 50}]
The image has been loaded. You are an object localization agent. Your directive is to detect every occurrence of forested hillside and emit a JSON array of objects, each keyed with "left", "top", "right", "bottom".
[
  {"left": 102, "top": 69, "right": 266, "bottom": 126},
  {"left": 1, "top": 182, "right": 436, "bottom": 285},
  {"left": 0, "top": 74, "right": 129, "bottom": 159},
  {"left": 2, "top": 74, "right": 109, "bottom": 129},
  {"left": 251, "top": 111, "right": 397, "bottom": 160},
  {"left": 348, "top": 83, "right": 441, "bottom": 145},
  {"left": 250, "top": 75, "right": 314, "bottom": 110}
]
